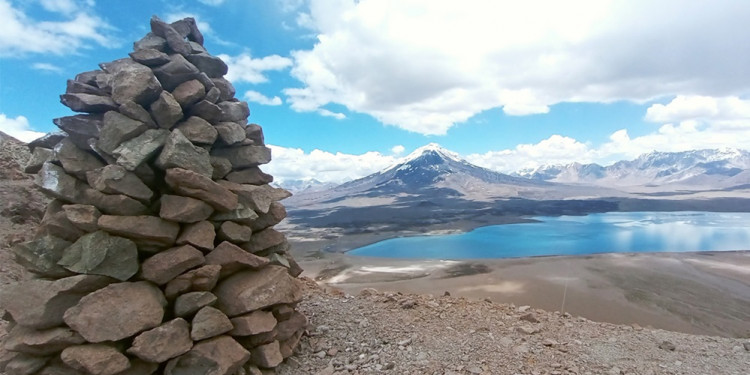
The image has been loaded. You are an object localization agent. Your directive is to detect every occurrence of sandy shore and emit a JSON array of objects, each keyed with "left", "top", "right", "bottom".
[{"left": 292, "top": 244, "right": 750, "bottom": 338}]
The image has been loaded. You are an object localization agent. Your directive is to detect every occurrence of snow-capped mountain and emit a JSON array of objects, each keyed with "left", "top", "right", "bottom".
[
  {"left": 516, "top": 148, "right": 750, "bottom": 188},
  {"left": 273, "top": 178, "right": 338, "bottom": 193}
]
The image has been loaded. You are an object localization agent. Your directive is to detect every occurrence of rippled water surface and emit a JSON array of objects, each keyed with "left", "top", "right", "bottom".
[{"left": 349, "top": 212, "right": 750, "bottom": 259}]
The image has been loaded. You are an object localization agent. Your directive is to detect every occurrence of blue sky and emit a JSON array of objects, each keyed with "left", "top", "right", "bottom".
[{"left": 2, "top": 0, "right": 750, "bottom": 183}]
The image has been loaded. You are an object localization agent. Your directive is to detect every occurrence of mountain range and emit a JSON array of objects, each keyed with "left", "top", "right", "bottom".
[{"left": 284, "top": 144, "right": 750, "bottom": 207}]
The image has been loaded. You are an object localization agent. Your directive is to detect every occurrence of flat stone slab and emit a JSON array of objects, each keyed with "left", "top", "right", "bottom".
[
  {"left": 164, "top": 168, "right": 238, "bottom": 212},
  {"left": 140, "top": 245, "right": 205, "bottom": 285},
  {"left": 98, "top": 215, "right": 180, "bottom": 248},
  {"left": 58, "top": 230, "right": 139, "bottom": 281},
  {"left": 214, "top": 266, "right": 303, "bottom": 317}
]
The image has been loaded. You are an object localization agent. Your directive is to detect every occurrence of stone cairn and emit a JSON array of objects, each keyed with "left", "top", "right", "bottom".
[{"left": 1, "top": 16, "right": 306, "bottom": 375}]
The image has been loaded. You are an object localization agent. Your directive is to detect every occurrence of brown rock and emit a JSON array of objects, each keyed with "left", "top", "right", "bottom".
[
  {"left": 205, "top": 241, "right": 269, "bottom": 277},
  {"left": 111, "top": 62, "right": 162, "bottom": 106},
  {"left": 191, "top": 306, "right": 233, "bottom": 341},
  {"left": 172, "top": 80, "right": 206, "bottom": 109},
  {"left": 54, "top": 138, "right": 105, "bottom": 179},
  {"left": 225, "top": 167, "right": 274, "bottom": 185},
  {"left": 272, "top": 305, "right": 295, "bottom": 321},
  {"left": 175, "top": 116, "right": 218, "bottom": 144},
  {"left": 165, "top": 336, "right": 250, "bottom": 375},
  {"left": 174, "top": 291, "right": 218, "bottom": 317},
  {"left": 251, "top": 341, "right": 283, "bottom": 368},
  {"left": 210, "top": 156, "right": 233, "bottom": 179},
  {"left": 214, "top": 266, "right": 303, "bottom": 317},
  {"left": 229, "top": 310, "right": 277, "bottom": 336},
  {"left": 221, "top": 182, "right": 290, "bottom": 214},
  {"left": 164, "top": 265, "right": 221, "bottom": 299},
  {"left": 279, "top": 329, "right": 303, "bottom": 359},
  {"left": 159, "top": 194, "right": 214, "bottom": 223},
  {"left": 211, "top": 145, "right": 272, "bottom": 169},
  {"left": 98, "top": 215, "right": 180, "bottom": 248},
  {"left": 129, "top": 48, "right": 170, "bottom": 66},
  {"left": 0, "top": 275, "right": 113, "bottom": 329},
  {"left": 175, "top": 220, "right": 216, "bottom": 251},
  {"left": 156, "top": 129, "right": 213, "bottom": 177},
  {"left": 218, "top": 221, "right": 252, "bottom": 243},
  {"left": 210, "top": 203, "right": 258, "bottom": 225},
  {"left": 4, "top": 325, "right": 86, "bottom": 355},
  {"left": 141, "top": 245, "right": 205, "bottom": 285},
  {"left": 165, "top": 168, "right": 238, "bottom": 211},
  {"left": 188, "top": 100, "right": 222, "bottom": 123},
  {"left": 97, "top": 111, "right": 148, "bottom": 155},
  {"left": 241, "top": 228, "right": 285, "bottom": 254},
  {"left": 128, "top": 318, "right": 193, "bottom": 363},
  {"left": 150, "top": 91, "right": 183, "bottom": 129},
  {"left": 60, "top": 93, "right": 118, "bottom": 113},
  {"left": 86, "top": 165, "right": 153, "bottom": 202},
  {"left": 276, "top": 311, "right": 307, "bottom": 341},
  {"left": 61, "top": 344, "right": 130, "bottom": 375},
  {"left": 25, "top": 147, "right": 54, "bottom": 174},
  {"left": 62, "top": 204, "right": 101, "bottom": 232},
  {"left": 250, "top": 202, "right": 287, "bottom": 232},
  {"left": 63, "top": 281, "right": 166, "bottom": 343},
  {"left": 215, "top": 122, "right": 246, "bottom": 145}
]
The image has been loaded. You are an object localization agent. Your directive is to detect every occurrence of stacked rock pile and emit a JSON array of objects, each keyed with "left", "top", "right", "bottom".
[{"left": 1, "top": 16, "right": 306, "bottom": 375}]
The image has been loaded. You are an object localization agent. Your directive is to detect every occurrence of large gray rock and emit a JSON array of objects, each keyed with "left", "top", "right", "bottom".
[
  {"left": 156, "top": 130, "right": 213, "bottom": 177},
  {"left": 164, "top": 168, "right": 238, "bottom": 211},
  {"left": 276, "top": 311, "right": 308, "bottom": 341},
  {"left": 175, "top": 116, "right": 217, "bottom": 145},
  {"left": 0, "top": 275, "right": 113, "bottom": 329},
  {"left": 186, "top": 53, "right": 228, "bottom": 78},
  {"left": 61, "top": 344, "right": 130, "bottom": 375},
  {"left": 171, "top": 17, "right": 204, "bottom": 45},
  {"left": 152, "top": 54, "right": 200, "bottom": 91},
  {"left": 57, "top": 230, "right": 139, "bottom": 281},
  {"left": 12, "top": 234, "right": 72, "bottom": 278},
  {"left": 66, "top": 78, "right": 106, "bottom": 95},
  {"left": 241, "top": 228, "right": 286, "bottom": 254},
  {"left": 229, "top": 310, "right": 277, "bottom": 336},
  {"left": 53, "top": 114, "right": 102, "bottom": 151},
  {"left": 150, "top": 91, "right": 183, "bottom": 129},
  {"left": 118, "top": 100, "right": 157, "bottom": 128},
  {"left": 209, "top": 203, "right": 258, "bottom": 225},
  {"left": 140, "top": 245, "right": 205, "bottom": 285},
  {"left": 54, "top": 138, "right": 105, "bottom": 179},
  {"left": 214, "top": 266, "right": 303, "bottom": 317},
  {"left": 174, "top": 291, "right": 217, "bottom": 318},
  {"left": 4, "top": 325, "right": 86, "bottom": 355},
  {"left": 225, "top": 167, "right": 273, "bottom": 185},
  {"left": 245, "top": 123, "right": 265, "bottom": 145},
  {"left": 164, "top": 265, "right": 221, "bottom": 299},
  {"left": 210, "top": 156, "right": 232, "bottom": 180},
  {"left": 205, "top": 241, "right": 269, "bottom": 277},
  {"left": 36, "top": 208, "right": 86, "bottom": 242},
  {"left": 133, "top": 32, "right": 167, "bottom": 52},
  {"left": 3, "top": 353, "right": 49, "bottom": 375},
  {"left": 159, "top": 194, "right": 214, "bottom": 223},
  {"left": 127, "top": 318, "right": 193, "bottom": 363},
  {"left": 190, "top": 306, "right": 233, "bottom": 341},
  {"left": 113, "top": 128, "right": 169, "bottom": 171},
  {"left": 172, "top": 80, "right": 206, "bottom": 109},
  {"left": 97, "top": 111, "right": 149, "bottom": 155},
  {"left": 211, "top": 145, "right": 272, "bottom": 169},
  {"left": 86, "top": 165, "right": 153, "bottom": 202},
  {"left": 97, "top": 215, "right": 180, "bottom": 248},
  {"left": 63, "top": 281, "right": 167, "bottom": 343},
  {"left": 60, "top": 93, "right": 118, "bottom": 113},
  {"left": 217, "top": 101, "right": 250, "bottom": 123},
  {"left": 111, "top": 63, "right": 162, "bottom": 106},
  {"left": 175, "top": 220, "right": 215, "bottom": 251},
  {"left": 165, "top": 336, "right": 250, "bottom": 375},
  {"left": 62, "top": 204, "right": 101, "bottom": 232},
  {"left": 25, "top": 147, "right": 54, "bottom": 174},
  {"left": 214, "top": 122, "right": 246, "bottom": 145}
]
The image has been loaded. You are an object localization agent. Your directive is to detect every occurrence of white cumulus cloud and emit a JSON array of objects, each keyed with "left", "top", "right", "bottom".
[
  {"left": 0, "top": 114, "right": 46, "bottom": 143},
  {"left": 220, "top": 53, "right": 293, "bottom": 84},
  {"left": 285, "top": 0, "right": 750, "bottom": 135},
  {"left": 391, "top": 145, "right": 405, "bottom": 155},
  {"left": 244, "top": 90, "right": 282, "bottom": 106},
  {"left": 0, "top": 0, "right": 116, "bottom": 57},
  {"left": 265, "top": 145, "right": 397, "bottom": 183}
]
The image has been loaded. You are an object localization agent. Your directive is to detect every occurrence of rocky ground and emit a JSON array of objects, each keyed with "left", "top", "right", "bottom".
[{"left": 1, "top": 131, "right": 748, "bottom": 374}]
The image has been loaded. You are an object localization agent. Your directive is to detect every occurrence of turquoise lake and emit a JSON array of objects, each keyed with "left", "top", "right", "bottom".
[{"left": 348, "top": 211, "right": 750, "bottom": 259}]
